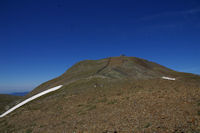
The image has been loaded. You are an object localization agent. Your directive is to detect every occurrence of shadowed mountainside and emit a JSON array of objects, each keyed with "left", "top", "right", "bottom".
[{"left": 0, "top": 94, "right": 21, "bottom": 115}]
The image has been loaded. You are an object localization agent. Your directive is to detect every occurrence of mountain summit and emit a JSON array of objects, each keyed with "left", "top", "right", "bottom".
[
  {"left": 1, "top": 56, "right": 200, "bottom": 133},
  {"left": 28, "top": 56, "right": 178, "bottom": 96}
]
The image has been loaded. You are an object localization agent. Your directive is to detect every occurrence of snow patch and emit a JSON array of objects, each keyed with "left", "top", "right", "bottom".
[
  {"left": 162, "top": 76, "right": 176, "bottom": 81},
  {"left": 0, "top": 85, "right": 63, "bottom": 118}
]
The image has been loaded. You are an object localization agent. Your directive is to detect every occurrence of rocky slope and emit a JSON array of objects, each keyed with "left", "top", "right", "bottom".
[
  {"left": 0, "top": 94, "right": 21, "bottom": 115},
  {"left": 26, "top": 56, "right": 194, "bottom": 97},
  {"left": 1, "top": 56, "right": 200, "bottom": 133}
]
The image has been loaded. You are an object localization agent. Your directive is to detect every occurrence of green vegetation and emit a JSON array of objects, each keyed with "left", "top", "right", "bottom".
[
  {"left": 96, "top": 97, "right": 107, "bottom": 103},
  {"left": 197, "top": 100, "right": 200, "bottom": 106},
  {"left": 107, "top": 99, "right": 118, "bottom": 105},
  {"left": 144, "top": 123, "right": 151, "bottom": 128},
  {"left": 86, "top": 104, "right": 96, "bottom": 111},
  {"left": 26, "top": 128, "right": 33, "bottom": 133},
  {"left": 77, "top": 104, "right": 96, "bottom": 115}
]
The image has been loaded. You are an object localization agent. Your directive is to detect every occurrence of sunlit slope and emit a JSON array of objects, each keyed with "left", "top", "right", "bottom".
[{"left": 1, "top": 56, "right": 200, "bottom": 133}]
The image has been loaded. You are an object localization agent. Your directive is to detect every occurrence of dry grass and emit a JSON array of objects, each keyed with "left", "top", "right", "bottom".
[
  {"left": 1, "top": 78, "right": 200, "bottom": 133},
  {"left": 0, "top": 94, "right": 21, "bottom": 114},
  {"left": 1, "top": 56, "right": 200, "bottom": 133}
]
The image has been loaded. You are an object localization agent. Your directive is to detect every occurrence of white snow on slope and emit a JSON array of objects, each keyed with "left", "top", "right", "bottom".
[
  {"left": 162, "top": 76, "right": 176, "bottom": 81},
  {"left": 0, "top": 85, "right": 63, "bottom": 118}
]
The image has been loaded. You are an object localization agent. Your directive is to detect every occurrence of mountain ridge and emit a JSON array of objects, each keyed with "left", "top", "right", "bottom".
[
  {"left": 27, "top": 56, "right": 180, "bottom": 97},
  {"left": 1, "top": 56, "right": 200, "bottom": 133}
]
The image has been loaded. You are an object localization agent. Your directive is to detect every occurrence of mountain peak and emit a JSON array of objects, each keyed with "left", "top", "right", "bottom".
[
  {"left": 1, "top": 56, "right": 200, "bottom": 133},
  {"left": 64, "top": 56, "right": 173, "bottom": 80},
  {"left": 26, "top": 56, "right": 175, "bottom": 97}
]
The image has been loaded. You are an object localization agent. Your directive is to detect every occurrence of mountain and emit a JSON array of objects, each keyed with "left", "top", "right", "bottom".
[
  {"left": 1, "top": 56, "right": 200, "bottom": 133},
  {"left": 26, "top": 56, "right": 198, "bottom": 97}
]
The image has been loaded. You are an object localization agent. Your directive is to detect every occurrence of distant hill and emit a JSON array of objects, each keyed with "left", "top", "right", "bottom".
[
  {"left": 1, "top": 56, "right": 200, "bottom": 133},
  {"left": 10, "top": 92, "right": 29, "bottom": 96}
]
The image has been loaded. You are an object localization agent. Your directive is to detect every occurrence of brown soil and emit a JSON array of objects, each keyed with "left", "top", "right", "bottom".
[
  {"left": 1, "top": 56, "right": 200, "bottom": 133},
  {"left": 0, "top": 94, "right": 21, "bottom": 114}
]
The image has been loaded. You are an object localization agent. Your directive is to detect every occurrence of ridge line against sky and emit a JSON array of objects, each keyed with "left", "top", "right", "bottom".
[{"left": 0, "top": 0, "right": 200, "bottom": 93}]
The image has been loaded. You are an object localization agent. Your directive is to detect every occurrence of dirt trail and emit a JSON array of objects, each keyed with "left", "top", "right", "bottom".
[{"left": 96, "top": 57, "right": 111, "bottom": 74}]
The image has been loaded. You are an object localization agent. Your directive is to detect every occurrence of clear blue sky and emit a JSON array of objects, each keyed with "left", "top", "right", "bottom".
[{"left": 0, "top": 0, "right": 200, "bottom": 93}]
